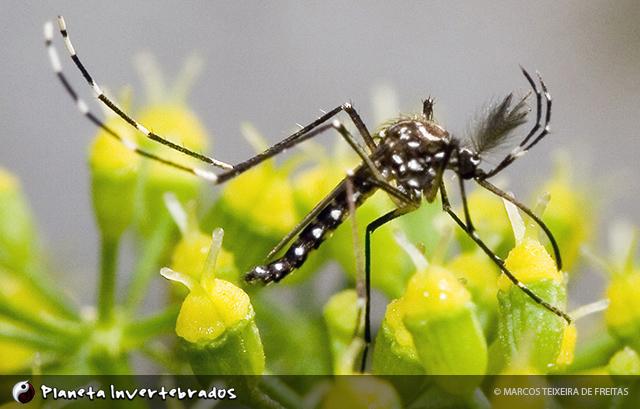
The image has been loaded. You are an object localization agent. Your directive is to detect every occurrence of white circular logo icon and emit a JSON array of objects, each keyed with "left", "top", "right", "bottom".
[{"left": 12, "top": 381, "right": 35, "bottom": 404}]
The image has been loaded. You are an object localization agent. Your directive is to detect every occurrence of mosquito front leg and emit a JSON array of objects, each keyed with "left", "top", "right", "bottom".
[
  {"left": 215, "top": 104, "right": 377, "bottom": 183},
  {"left": 440, "top": 181, "right": 571, "bottom": 323},
  {"left": 481, "top": 68, "right": 552, "bottom": 178},
  {"left": 54, "top": 17, "right": 233, "bottom": 171},
  {"left": 44, "top": 21, "right": 222, "bottom": 182}
]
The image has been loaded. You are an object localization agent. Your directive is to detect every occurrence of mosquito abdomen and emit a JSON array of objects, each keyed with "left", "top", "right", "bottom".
[{"left": 245, "top": 170, "right": 376, "bottom": 283}]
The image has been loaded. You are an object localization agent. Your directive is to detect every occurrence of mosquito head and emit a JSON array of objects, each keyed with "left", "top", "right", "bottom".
[{"left": 454, "top": 146, "right": 481, "bottom": 179}]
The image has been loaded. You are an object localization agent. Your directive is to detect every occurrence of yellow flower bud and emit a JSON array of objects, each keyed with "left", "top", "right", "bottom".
[
  {"left": 134, "top": 104, "right": 210, "bottom": 236},
  {"left": 162, "top": 228, "right": 264, "bottom": 375},
  {"left": 498, "top": 238, "right": 563, "bottom": 291},
  {"left": 373, "top": 299, "right": 424, "bottom": 375},
  {"left": 447, "top": 251, "right": 499, "bottom": 333},
  {"left": 605, "top": 269, "right": 640, "bottom": 351},
  {"left": 223, "top": 163, "right": 297, "bottom": 237},
  {"left": 497, "top": 237, "right": 568, "bottom": 373},
  {"left": 0, "top": 167, "right": 41, "bottom": 273},
  {"left": 136, "top": 104, "right": 209, "bottom": 153},
  {"left": 456, "top": 187, "right": 512, "bottom": 254},
  {"left": 88, "top": 120, "right": 139, "bottom": 241},
  {"left": 170, "top": 230, "right": 238, "bottom": 286},
  {"left": 534, "top": 156, "right": 593, "bottom": 271},
  {"left": 400, "top": 266, "right": 487, "bottom": 393},
  {"left": 176, "top": 277, "right": 251, "bottom": 343},
  {"left": 402, "top": 266, "right": 472, "bottom": 319},
  {"left": 608, "top": 346, "right": 640, "bottom": 376}
]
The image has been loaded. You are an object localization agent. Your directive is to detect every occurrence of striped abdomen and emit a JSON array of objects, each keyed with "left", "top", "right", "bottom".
[{"left": 245, "top": 167, "right": 377, "bottom": 283}]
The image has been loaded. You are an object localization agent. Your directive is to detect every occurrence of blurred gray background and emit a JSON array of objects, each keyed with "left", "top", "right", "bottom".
[{"left": 1, "top": 1, "right": 638, "bottom": 305}]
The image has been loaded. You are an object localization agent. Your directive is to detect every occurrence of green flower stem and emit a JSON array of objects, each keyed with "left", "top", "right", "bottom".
[
  {"left": 464, "top": 388, "right": 491, "bottom": 409},
  {"left": 0, "top": 298, "right": 80, "bottom": 338},
  {"left": 21, "top": 263, "right": 80, "bottom": 321},
  {"left": 124, "top": 305, "right": 179, "bottom": 347},
  {"left": 98, "top": 235, "right": 119, "bottom": 324},
  {"left": 125, "top": 218, "right": 174, "bottom": 312},
  {"left": 257, "top": 376, "right": 305, "bottom": 409},
  {"left": 245, "top": 383, "right": 289, "bottom": 409},
  {"left": 0, "top": 324, "right": 72, "bottom": 352},
  {"left": 408, "top": 385, "right": 490, "bottom": 409},
  {"left": 139, "top": 343, "right": 186, "bottom": 373}
]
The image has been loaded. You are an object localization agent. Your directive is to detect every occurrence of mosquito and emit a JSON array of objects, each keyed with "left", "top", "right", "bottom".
[{"left": 45, "top": 16, "right": 571, "bottom": 371}]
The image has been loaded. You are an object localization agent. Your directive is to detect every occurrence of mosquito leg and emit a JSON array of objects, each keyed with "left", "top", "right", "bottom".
[
  {"left": 55, "top": 16, "right": 380, "bottom": 183},
  {"left": 265, "top": 175, "right": 355, "bottom": 260},
  {"left": 341, "top": 102, "right": 376, "bottom": 151},
  {"left": 361, "top": 206, "right": 416, "bottom": 372},
  {"left": 264, "top": 119, "right": 415, "bottom": 261},
  {"left": 482, "top": 68, "right": 552, "bottom": 178},
  {"left": 44, "top": 22, "right": 221, "bottom": 182},
  {"left": 54, "top": 17, "right": 234, "bottom": 170},
  {"left": 248, "top": 107, "right": 417, "bottom": 281},
  {"left": 330, "top": 120, "right": 424, "bottom": 209},
  {"left": 345, "top": 176, "right": 367, "bottom": 369},
  {"left": 476, "top": 178, "right": 562, "bottom": 270},
  {"left": 215, "top": 105, "right": 375, "bottom": 183},
  {"left": 458, "top": 177, "right": 475, "bottom": 231},
  {"left": 440, "top": 181, "right": 571, "bottom": 323},
  {"left": 331, "top": 121, "right": 414, "bottom": 202}
]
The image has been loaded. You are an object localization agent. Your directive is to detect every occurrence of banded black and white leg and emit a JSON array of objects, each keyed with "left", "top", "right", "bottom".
[
  {"left": 44, "top": 21, "right": 223, "bottom": 182},
  {"left": 440, "top": 180, "right": 572, "bottom": 323},
  {"left": 476, "top": 178, "right": 562, "bottom": 269},
  {"left": 250, "top": 118, "right": 418, "bottom": 263},
  {"left": 481, "top": 68, "right": 552, "bottom": 178},
  {"left": 214, "top": 108, "right": 376, "bottom": 184},
  {"left": 50, "top": 16, "right": 383, "bottom": 189},
  {"left": 53, "top": 16, "right": 233, "bottom": 171},
  {"left": 55, "top": 16, "right": 385, "bottom": 188}
]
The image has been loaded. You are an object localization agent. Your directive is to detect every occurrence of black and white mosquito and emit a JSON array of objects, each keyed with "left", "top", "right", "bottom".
[{"left": 46, "top": 16, "right": 571, "bottom": 370}]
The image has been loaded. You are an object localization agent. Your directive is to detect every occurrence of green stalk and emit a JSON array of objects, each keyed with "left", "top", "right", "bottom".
[
  {"left": 124, "top": 305, "right": 179, "bottom": 347},
  {"left": 125, "top": 218, "right": 174, "bottom": 312},
  {"left": 246, "top": 383, "right": 289, "bottom": 409},
  {"left": 98, "top": 235, "right": 119, "bottom": 324},
  {"left": 21, "top": 262, "right": 80, "bottom": 321},
  {"left": 139, "top": 343, "right": 185, "bottom": 373},
  {"left": 0, "top": 298, "right": 79, "bottom": 337},
  {"left": 0, "top": 325, "right": 71, "bottom": 352},
  {"left": 258, "top": 376, "right": 305, "bottom": 409}
]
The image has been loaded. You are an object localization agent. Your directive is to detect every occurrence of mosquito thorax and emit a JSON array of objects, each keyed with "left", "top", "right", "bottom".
[{"left": 375, "top": 118, "right": 453, "bottom": 201}]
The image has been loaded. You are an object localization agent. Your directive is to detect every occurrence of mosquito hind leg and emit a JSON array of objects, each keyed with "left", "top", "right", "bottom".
[{"left": 440, "top": 181, "right": 571, "bottom": 323}]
